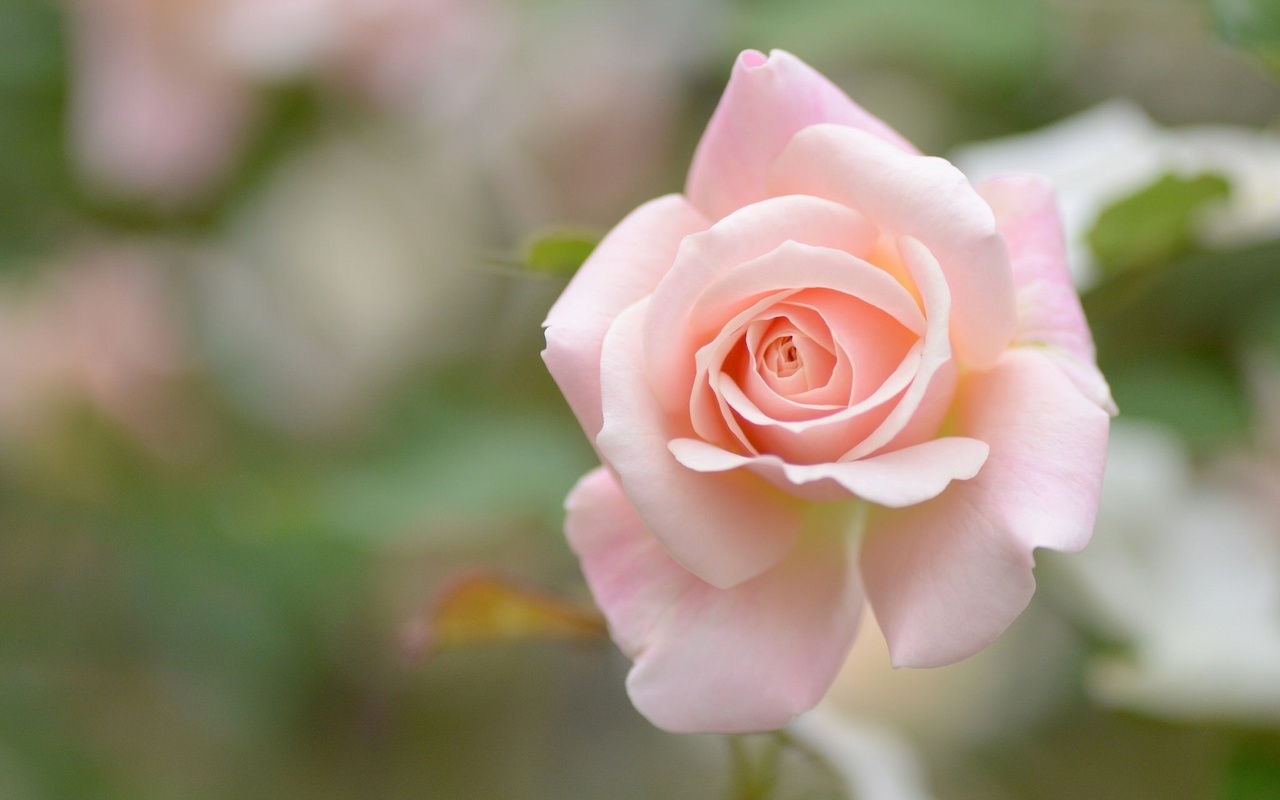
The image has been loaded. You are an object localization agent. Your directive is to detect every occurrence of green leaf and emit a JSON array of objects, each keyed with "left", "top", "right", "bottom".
[
  {"left": 1224, "top": 740, "right": 1280, "bottom": 800},
  {"left": 1087, "top": 172, "right": 1231, "bottom": 278},
  {"left": 1105, "top": 350, "right": 1250, "bottom": 450},
  {"left": 0, "top": 0, "right": 75, "bottom": 271},
  {"left": 522, "top": 229, "right": 600, "bottom": 276},
  {"left": 1209, "top": 0, "right": 1280, "bottom": 73},
  {"left": 1085, "top": 238, "right": 1280, "bottom": 362}
]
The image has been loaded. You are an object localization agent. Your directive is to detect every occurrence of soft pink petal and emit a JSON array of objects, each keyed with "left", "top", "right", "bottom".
[
  {"left": 976, "top": 174, "right": 1116, "bottom": 414},
  {"left": 669, "top": 436, "right": 989, "bottom": 506},
  {"left": 597, "top": 300, "right": 806, "bottom": 589},
  {"left": 718, "top": 367, "right": 901, "bottom": 465},
  {"left": 543, "top": 195, "right": 709, "bottom": 441},
  {"left": 805, "top": 291, "right": 919, "bottom": 406},
  {"left": 842, "top": 237, "right": 954, "bottom": 460},
  {"left": 861, "top": 347, "right": 1111, "bottom": 667},
  {"left": 681, "top": 241, "right": 925, "bottom": 464},
  {"left": 741, "top": 304, "right": 843, "bottom": 404},
  {"left": 691, "top": 242, "right": 926, "bottom": 339},
  {"left": 770, "top": 124, "right": 1017, "bottom": 368},
  {"left": 646, "top": 196, "right": 880, "bottom": 416},
  {"left": 690, "top": 289, "right": 796, "bottom": 453},
  {"left": 737, "top": 302, "right": 851, "bottom": 420},
  {"left": 687, "top": 49, "right": 915, "bottom": 221},
  {"left": 564, "top": 466, "right": 865, "bottom": 733},
  {"left": 746, "top": 316, "right": 837, "bottom": 396},
  {"left": 703, "top": 301, "right": 921, "bottom": 466}
]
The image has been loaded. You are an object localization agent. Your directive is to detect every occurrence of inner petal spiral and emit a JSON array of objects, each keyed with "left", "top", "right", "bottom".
[
  {"left": 748, "top": 316, "right": 837, "bottom": 397},
  {"left": 763, "top": 335, "right": 801, "bottom": 377}
]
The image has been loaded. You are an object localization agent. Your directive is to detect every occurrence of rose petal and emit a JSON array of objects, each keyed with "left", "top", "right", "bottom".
[
  {"left": 748, "top": 316, "right": 837, "bottom": 395},
  {"left": 770, "top": 124, "right": 1017, "bottom": 368},
  {"left": 543, "top": 195, "right": 709, "bottom": 440},
  {"left": 670, "top": 436, "right": 989, "bottom": 506},
  {"left": 739, "top": 302, "right": 850, "bottom": 418},
  {"left": 842, "top": 237, "right": 954, "bottom": 460},
  {"left": 802, "top": 291, "right": 919, "bottom": 406},
  {"left": 976, "top": 174, "right": 1116, "bottom": 414},
  {"left": 646, "top": 196, "right": 881, "bottom": 416},
  {"left": 686, "top": 49, "right": 916, "bottom": 221},
  {"left": 692, "top": 242, "right": 926, "bottom": 339},
  {"left": 564, "top": 466, "right": 865, "bottom": 733},
  {"left": 719, "top": 364, "right": 904, "bottom": 464},
  {"left": 861, "top": 347, "right": 1111, "bottom": 667},
  {"left": 597, "top": 299, "right": 806, "bottom": 589},
  {"left": 683, "top": 241, "right": 925, "bottom": 462},
  {"left": 691, "top": 289, "right": 799, "bottom": 454}
]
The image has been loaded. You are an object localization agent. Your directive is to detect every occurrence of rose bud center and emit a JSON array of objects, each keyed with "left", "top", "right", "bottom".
[{"left": 764, "top": 335, "right": 802, "bottom": 377}]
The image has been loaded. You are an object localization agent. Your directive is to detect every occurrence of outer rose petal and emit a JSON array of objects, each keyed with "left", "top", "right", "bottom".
[
  {"left": 770, "top": 124, "right": 1017, "bottom": 369},
  {"left": 597, "top": 299, "right": 806, "bottom": 589},
  {"left": 543, "top": 195, "right": 709, "bottom": 441},
  {"left": 686, "top": 49, "right": 916, "bottom": 221},
  {"left": 976, "top": 174, "right": 1116, "bottom": 414},
  {"left": 668, "top": 435, "right": 988, "bottom": 506},
  {"left": 565, "top": 466, "right": 865, "bottom": 733},
  {"left": 861, "top": 347, "right": 1110, "bottom": 668}
]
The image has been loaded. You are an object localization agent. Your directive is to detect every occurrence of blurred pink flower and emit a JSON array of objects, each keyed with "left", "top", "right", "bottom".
[
  {"left": 544, "top": 50, "right": 1114, "bottom": 732},
  {"left": 0, "top": 246, "right": 188, "bottom": 453},
  {"left": 64, "top": 0, "right": 508, "bottom": 203},
  {"left": 66, "top": 0, "right": 256, "bottom": 203}
]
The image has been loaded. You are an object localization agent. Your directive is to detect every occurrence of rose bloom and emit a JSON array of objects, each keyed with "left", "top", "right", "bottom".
[{"left": 543, "top": 50, "right": 1114, "bottom": 733}]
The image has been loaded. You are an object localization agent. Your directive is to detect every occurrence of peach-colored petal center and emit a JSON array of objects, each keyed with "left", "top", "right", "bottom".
[{"left": 752, "top": 319, "right": 837, "bottom": 395}]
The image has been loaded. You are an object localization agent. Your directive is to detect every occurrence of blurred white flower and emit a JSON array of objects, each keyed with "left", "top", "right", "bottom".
[
  {"left": 954, "top": 100, "right": 1280, "bottom": 288},
  {"left": 819, "top": 603, "right": 1078, "bottom": 749},
  {"left": 1054, "top": 421, "right": 1280, "bottom": 723},
  {"left": 191, "top": 124, "right": 492, "bottom": 434},
  {"left": 789, "top": 708, "right": 936, "bottom": 800}
]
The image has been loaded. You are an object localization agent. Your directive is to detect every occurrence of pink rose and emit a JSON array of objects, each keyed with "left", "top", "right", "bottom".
[{"left": 542, "top": 50, "right": 1114, "bottom": 733}]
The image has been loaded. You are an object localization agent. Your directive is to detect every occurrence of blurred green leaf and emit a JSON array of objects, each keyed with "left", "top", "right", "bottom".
[
  {"left": 1084, "top": 237, "right": 1280, "bottom": 450},
  {"left": 1087, "top": 172, "right": 1231, "bottom": 278},
  {"left": 727, "top": 732, "right": 848, "bottom": 800},
  {"left": 1209, "top": 0, "right": 1280, "bottom": 73},
  {"left": 0, "top": 0, "right": 75, "bottom": 270},
  {"left": 1106, "top": 350, "right": 1250, "bottom": 449},
  {"left": 1224, "top": 740, "right": 1280, "bottom": 800},
  {"left": 729, "top": 0, "right": 1050, "bottom": 93},
  {"left": 1085, "top": 238, "right": 1280, "bottom": 358},
  {"left": 522, "top": 229, "right": 600, "bottom": 276},
  {"left": 317, "top": 402, "right": 593, "bottom": 540}
]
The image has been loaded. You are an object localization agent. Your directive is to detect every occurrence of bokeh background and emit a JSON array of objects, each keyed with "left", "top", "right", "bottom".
[{"left": 4, "top": 0, "right": 1280, "bottom": 797}]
